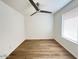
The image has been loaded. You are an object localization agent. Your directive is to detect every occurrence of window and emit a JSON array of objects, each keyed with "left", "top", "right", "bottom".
[{"left": 62, "top": 7, "right": 78, "bottom": 43}]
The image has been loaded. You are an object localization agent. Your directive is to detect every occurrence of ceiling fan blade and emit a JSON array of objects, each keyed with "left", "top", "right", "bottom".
[
  {"left": 30, "top": 12, "right": 37, "bottom": 16},
  {"left": 29, "top": 0, "right": 39, "bottom": 11},
  {"left": 40, "top": 10, "right": 52, "bottom": 13}
]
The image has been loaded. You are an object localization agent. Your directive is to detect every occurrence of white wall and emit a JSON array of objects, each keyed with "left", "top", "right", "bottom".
[
  {"left": 25, "top": 13, "right": 53, "bottom": 39},
  {"left": 0, "top": 1, "right": 24, "bottom": 59},
  {"left": 53, "top": 0, "right": 78, "bottom": 58}
]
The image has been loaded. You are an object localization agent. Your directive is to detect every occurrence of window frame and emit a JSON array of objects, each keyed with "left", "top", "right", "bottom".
[{"left": 61, "top": 7, "right": 78, "bottom": 44}]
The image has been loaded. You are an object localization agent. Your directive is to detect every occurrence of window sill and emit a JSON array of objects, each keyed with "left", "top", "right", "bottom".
[{"left": 62, "top": 36, "right": 78, "bottom": 44}]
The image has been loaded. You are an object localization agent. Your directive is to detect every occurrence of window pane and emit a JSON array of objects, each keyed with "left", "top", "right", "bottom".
[{"left": 62, "top": 7, "right": 78, "bottom": 43}]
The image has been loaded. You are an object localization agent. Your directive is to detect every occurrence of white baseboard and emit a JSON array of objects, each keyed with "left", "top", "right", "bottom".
[
  {"left": 5, "top": 39, "right": 25, "bottom": 59},
  {"left": 25, "top": 38, "right": 54, "bottom": 40}
]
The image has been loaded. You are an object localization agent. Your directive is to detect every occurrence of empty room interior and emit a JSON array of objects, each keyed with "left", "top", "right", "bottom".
[{"left": 0, "top": 0, "right": 78, "bottom": 59}]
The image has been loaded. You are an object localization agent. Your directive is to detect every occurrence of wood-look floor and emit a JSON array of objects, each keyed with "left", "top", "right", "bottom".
[{"left": 7, "top": 39, "right": 76, "bottom": 59}]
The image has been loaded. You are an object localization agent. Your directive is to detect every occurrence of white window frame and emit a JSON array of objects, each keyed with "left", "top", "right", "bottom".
[{"left": 61, "top": 7, "right": 78, "bottom": 44}]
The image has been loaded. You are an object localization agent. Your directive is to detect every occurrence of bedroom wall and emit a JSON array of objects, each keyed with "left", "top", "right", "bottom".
[
  {"left": 0, "top": 1, "right": 24, "bottom": 59},
  {"left": 25, "top": 13, "right": 54, "bottom": 39},
  {"left": 53, "top": 0, "right": 78, "bottom": 58}
]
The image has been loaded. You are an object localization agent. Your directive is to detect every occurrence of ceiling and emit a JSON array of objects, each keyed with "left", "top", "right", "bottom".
[{"left": 2, "top": 0, "right": 72, "bottom": 15}]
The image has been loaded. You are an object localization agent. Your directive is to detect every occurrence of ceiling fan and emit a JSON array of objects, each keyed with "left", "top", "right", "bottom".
[{"left": 29, "top": 0, "right": 52, "bottom": 16}]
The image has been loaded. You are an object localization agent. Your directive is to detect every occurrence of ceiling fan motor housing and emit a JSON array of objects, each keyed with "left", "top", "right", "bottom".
[{"left": 36, "top": 2, "right": 39, "bottom": 7}]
